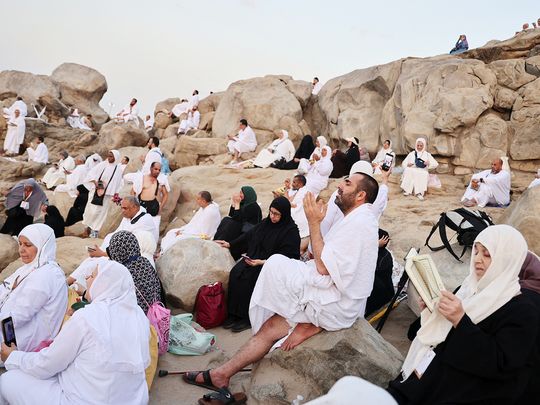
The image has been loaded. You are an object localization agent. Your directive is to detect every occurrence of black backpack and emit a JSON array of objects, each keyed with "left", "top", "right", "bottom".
[{"left": 425, "top": 208, "right": 494, "bottom": 262}]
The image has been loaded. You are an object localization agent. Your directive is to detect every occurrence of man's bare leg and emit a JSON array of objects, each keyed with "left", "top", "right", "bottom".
[
  {"left": 192, "top": 314, "right": 290, "bottom": 388},
  {"left": 281, "top": 323, "right": 322, "bottom": 352}
]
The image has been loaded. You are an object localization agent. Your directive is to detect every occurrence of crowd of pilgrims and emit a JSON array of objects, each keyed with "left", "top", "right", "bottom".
[{"left": 0, "top": 94, "right": 539, "bottom": 403}]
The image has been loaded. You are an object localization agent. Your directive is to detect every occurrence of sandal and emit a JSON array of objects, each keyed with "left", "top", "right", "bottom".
[
  {"left": 183, "top": 370, "right": 219, "bottom": 391},
  {"left": 198, "top": 387, "right": 247, "bottom": 404}
]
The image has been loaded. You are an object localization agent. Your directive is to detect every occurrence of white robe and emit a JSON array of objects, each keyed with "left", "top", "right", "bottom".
[
  {"left": 144, "top": 116, "right": 154, "bottom": 131},
  {"left": 312, "top": 82, "right": 323, "bottom": 95},
  {"left": 27, "top": 143, "right": 49, "bottom": 164},
  {"left": 253, "top": 138, "right": 295, "bottom": 168},
  {"left": 372, "top": 147, "right": 396, "bottom": 174},
  {"left": 178, "top": 110, "right": 200, "bottom": 133},
  {"left": 400, "top": 150, "right": 438, "bottom": 195},
  {"left": 54, "top": 164, "right": 89, "bottom": 198},
  {"left": 528, "top": 177, "right": 540, "bottom": 189},
  {"left": 117, "top": 104, "right": 139, "bottom": 123},
  {"left": 188, "top": 94, "right": 200, "bottom": 110},
  {"left": 3, "top": 100, "right": 28, "bottom": 120},
  {"left": 66, "top": 110, "right": 80, "bottom": 128},
  {"left": 141, "top": 147, "right": 163, "bottom": 175},
  {"left": 305, "top": 157, "right": 333, "bottom": 197},
  {"left": 82, "top": 160, "right": 123, "bottom": 232},
  {"left": 160, "top": 202, "right": 222, "bottom": 253},
  {"left": 171, "top": 101, "right": 189, "bottom": 117},
  {"left": 461, "top": 169, "right": 511, "bottom": 207},
  {"left": 42, "top": 157, "right": 76, "bottom": 189},
  {"left": 227, "top": 126, "right": 258, "bottom": 154},
  {"left": 3, "top": 116, "right": 25, "bottom": 154},
  {"left": 249, "top": 203, "right": 378, "bottom": 335},
  {"left": 289, "top": 187, "right": 309, "bottom": 238}
]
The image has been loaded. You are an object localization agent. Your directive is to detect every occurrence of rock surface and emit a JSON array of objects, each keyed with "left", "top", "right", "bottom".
[
  {"left": 98, "top": 121, "right": 149, "bottom": 151},
  {"left": 0, "top": 235, "right": 19, "bottom": 272},
  {"left": 156, "top": 238, "right": 235, "bottom": 310},
  {"left": 248, "top": 319, "right": 403, "bottom": 404}
]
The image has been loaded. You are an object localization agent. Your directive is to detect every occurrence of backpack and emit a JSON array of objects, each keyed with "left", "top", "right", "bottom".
[
  {"left": 425, "top": 208, "right": 494, "bottom": 262},
  {"left": 153, "top": 150, "right": 171, "bottom": 175},
  {"left": 194, "top": 282, "right": 227, "bottom": 329}
]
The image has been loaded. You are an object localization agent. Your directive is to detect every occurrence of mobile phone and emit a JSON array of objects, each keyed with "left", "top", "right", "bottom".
[
  {"left": 382, "top": 153, "right": 394, "bottom": 171},
  {"left": 241, "top": 254, "right": 252, "bottom": 261},
  {"left": 2, "top": 317, "right": 17, "bottom": 346},
  {"left": 86, "top": 246, "right": 96, "bottom": 252}
]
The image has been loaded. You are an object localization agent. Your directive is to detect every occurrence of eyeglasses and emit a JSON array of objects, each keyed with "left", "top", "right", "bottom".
[{"left": 269, "top": 209, "right": 282, "bottom": 218}]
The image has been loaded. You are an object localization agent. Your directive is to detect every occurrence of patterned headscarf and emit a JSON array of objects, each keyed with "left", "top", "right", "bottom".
[{"left": 107, "top": 231, "right": 161, "bottom": 313}]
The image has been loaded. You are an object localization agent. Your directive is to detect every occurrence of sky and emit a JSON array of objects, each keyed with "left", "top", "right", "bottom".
[{"left": 1, "top": 0, "right": 538, "bottom": 115}]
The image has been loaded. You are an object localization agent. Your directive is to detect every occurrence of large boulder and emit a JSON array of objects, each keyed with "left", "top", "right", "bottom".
[
  {"left": 51, "top": 63, "right": 109, "bottom": 125},
  {"left": 509, "top": 77, "right": 540, "bottom": 160},
  {"left": 0, "top": 235, "right": 19, "bottom": 272},
  {"left": 500, "top": 186, "right": 540, "bottom": 255},
  {"left": 0, "top": 158, "right": 45, "bottom": 182},
  {"left": 98, "top": 121, "right": 149, "bottom": 151},
  {"left": 463, "top": 29, "right": 540, "bottom": 63},
  {"left": 212, "top": 76, "right": 305, "bottom": 143},
  {"left": 156, "top": 238, "right": 235, "bottom": 310},
  {"left": 1, "top": 236, "right": 103, "bottom": 281},
  {"left": 173, "top": 136, "right": 228, "bottom": 167},
  {"left": 248, "top": 319, "right": 403, "bottom": 404}
]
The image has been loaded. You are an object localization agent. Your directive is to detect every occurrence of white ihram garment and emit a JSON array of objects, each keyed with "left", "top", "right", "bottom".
[
  {"left": 42, "top": 156, "right": 76, "bottom": 189},
  {"left": 253, "top": 131, "right": 295, "bottom": 168},
  {"left": 178, "top": 110, "right": 200, "bottom": 133},
  {"left": 3, "top": 116, "right": 25, "bottom": 154},
  {"left": 289, "top": 187, "right": 309, "bottom": 238},
  {"left": 305, "top": 146, "right": 333, "bottom": 197},
  {"left": 54, "top": 164, "right": 89, "bottom": 198},
  {"left": 461, "top": 169, "right": 511, "bottom": 207},
  {"left": 400, "top": 150, "right": 438, "bottom": 195},
  {"left": 227, "top": 126, "right": 257, "bottom": 154},
  {"left": 27, "top": 143, "right": 49, "bottom": 164},
  {"left": 117, "top": 104, "right": 139, "bottom": 123}
]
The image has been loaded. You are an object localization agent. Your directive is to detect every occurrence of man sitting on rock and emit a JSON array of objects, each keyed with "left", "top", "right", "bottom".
[
  {"left": 41, "top": 151, "right": 75, "bottom": 189},
  {"left": 178, "top": 105, "right": 200, "bottom": 134},
  {"left": 27, "top": 136, "right": 49, "bottom": 164},
  {"left": 183, "top": 172, "right": 379, "bottom": 391},
  {"left": 169, "top": 98, "right": 189, "bottom": 118},
  {"left": 227, "top": 119, "right": 258, "bottom": 164},
  {"left": 115, "top": 98, "right": 139, "bottom": 124},
  {"left": 461, "top": 158, "right": 511, "bottom": 208},
  {"left": 144, "top": 114, "right": 154, "bottom": 132},
  {"left": 55, "top": 155, "right": 88, "bottom": 198},
  {"left": 160, "top": 191, "right": 222, "bottom": 253}
]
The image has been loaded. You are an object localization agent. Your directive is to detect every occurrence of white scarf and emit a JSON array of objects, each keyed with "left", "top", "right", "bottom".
[{"left": 401, "top": 224, "right": 526, "bottom": 380}]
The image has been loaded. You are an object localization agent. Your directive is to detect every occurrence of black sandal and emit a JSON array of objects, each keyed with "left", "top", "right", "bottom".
[
  {"left": 183, "top": 370, "right": 219, "bottom": 391},
  {"left": 198, "top": 387, "right": 247, "bottom": 404}
]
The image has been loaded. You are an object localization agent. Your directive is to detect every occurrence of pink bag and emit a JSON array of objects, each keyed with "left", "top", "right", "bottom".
[{"left": 147, "top": 302, "right": 171, "bottom": 355}]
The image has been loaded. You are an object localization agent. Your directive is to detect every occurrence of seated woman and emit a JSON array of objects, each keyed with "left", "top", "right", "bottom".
[
  {"left": 330, "top": 137, "right": 360, "bottom": 178},
  {"left": 298, "top": 136, "right": 328, "bottom": 174},
  {"left": 107, "top": 231, "right": 162, "bottom": 314},
  {"left": 216, "top": 196, "right": 300, "bottom": 333},
  {"left": 387, "top": 225, "right": 539, "bottom": 404},
  {"left": 0, "top": 224, "right": 67, "bottom": 352},
  {"left": 275, "top": 134, "right": 315, "bottom": 170},
  {"left": 213, "top": 186, "right": 262, "bottom": 258},
  {"left": 372, "top": 139, "right": 396, "bottom": 175},
  {"left": 400, "top": 138, "right": 438, "bottom": 200},
  {"left": 0, "top": 260, "right": 150, "bottom": 404},
  {"left": 253, "top": 129, "right": 295, "bottom": 168},
  {"left": 0, "top": 179, "right": 48, "bottom": 236},
  {"left": 449, "top": 34, "right": 469, "bottom": 55},
  {"left": 305, "top": 146, "right": 333, "bottom": 197},
  {"left": 42, "top": 204, "right": 65, "bottom": 238}
]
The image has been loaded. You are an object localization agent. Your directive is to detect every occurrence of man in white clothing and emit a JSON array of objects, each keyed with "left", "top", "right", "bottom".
[
  {"left": 115, "top": 98, "right": 139, "bottom": 124},
  {"left": 160, "top": 191, "right": 221, "bottom": 253},
  {"left": 41, "top": 151, "right": 75, "bottom": 189},
  {"left": 461, "top": 158, "right": 511, "bottom": 208},
  {"left": 26, "top": 136, "right": 48, "bottom": 164},
  {"left": 178, "top": 106, "right": 200, "bottom": 134},
  {"left": 286, "top": 174, "right": 310, "bottom": 252},
  {"left": 3, "top": 109, "right": 25, "bottom": 155},
  {"left": 141, "top": 136, "right": 162, "bottom": 175},
  {"left": 144, "top": 114, "right": 154, "bottom": 131},
  {"left": 184, "top": 173, "right": 379, "bottom": 389},
  {"left": 169, "top": 98, "right": 189, "bottom": 118},
  {"left": 227, "top": 119, "right": 258, "bottom": 163},
  {"left": 54, "top": 155, "right": 88, "bottom": 197},
  {"left": 188, "top": 90, "right": 200, "bottom": 110},
  {"left": 2, "top": 97, "right": 27, "bottom": 120},
  {"left": 311, "top": 77, "right": 322, "bottom": 95}
]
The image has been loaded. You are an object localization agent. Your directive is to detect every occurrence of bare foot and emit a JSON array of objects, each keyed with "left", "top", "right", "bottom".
[
  {"left": 281, "top": 323, "right": 322, "bottom": 351},
  {"left": 193, "top": 369, "right": 230, "bottom": 388}
]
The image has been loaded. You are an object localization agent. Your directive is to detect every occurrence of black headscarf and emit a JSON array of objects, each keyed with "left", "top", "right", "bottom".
[
  {"left": 44, "top": 205, "right": 65, "bottom": 238},
  {"left": 346, "top": 143, "right": 360, "bottom": 171},
  {"left": 293, "top": 135, "right": 316, "bottom": 160},
  {"left": 107, "top": 231, "right": 162, "bottom": 314},
  {"left": 244, "top": 196, "right": 300, "bottom": 260}
]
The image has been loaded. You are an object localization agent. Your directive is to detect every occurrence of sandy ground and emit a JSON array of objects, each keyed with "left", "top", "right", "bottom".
[{"left": 149, "top": 171, "right": 531, "bottom": 404}]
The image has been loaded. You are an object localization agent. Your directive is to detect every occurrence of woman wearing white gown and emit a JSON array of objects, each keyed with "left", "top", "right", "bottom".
[
  {"left": 305, "top": 146, "right": 333, "bottom": 197},
  {"left": 253, "top": 130, "right": 295, "bottom": 168},
  {"left": 400, "top": 138, "right": 438, "bottom": 200},
  {"left": 372, "top": 139, "right": 396, "bottom": 175},
  {"left": 298, "top": 136, "right": 328, "bottom": 175},
  {"left": 0, "top": 260, "right": 150, "bottom": 405}
]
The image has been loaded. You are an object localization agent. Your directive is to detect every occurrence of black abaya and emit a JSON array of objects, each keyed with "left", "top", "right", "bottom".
[
  {"left": 44, "top": 205, "right": 66, "bottom": 238},
  {"left": 0, "top": 207, "right": 33, "bottom": 236},
  {"left": 278, "top": 135, "right": 315, "bottom": 170},
  {"left": 65, "top": 184, "right": 89, "bottom": 227}
]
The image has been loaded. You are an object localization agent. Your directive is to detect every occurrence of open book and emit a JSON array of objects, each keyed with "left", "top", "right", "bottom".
[{"left": 405, "top": 254, "right": 445, "bottom": 312}]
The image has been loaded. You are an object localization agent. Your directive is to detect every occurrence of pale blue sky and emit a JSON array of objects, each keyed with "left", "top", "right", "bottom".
[{"left": 2, "top": 0, "right": 537, "bottom": 115}]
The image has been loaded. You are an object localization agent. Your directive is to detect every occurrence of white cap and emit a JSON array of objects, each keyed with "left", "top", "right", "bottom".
[{"left": 349, "top": 160, "right": 374, "bottom": 177}]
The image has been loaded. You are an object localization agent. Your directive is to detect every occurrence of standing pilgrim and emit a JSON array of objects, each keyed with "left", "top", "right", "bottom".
[
  {"left": 82, "top": 150, "right": 124, "bottom": 238},
  {"left": 130, "top": 162, "right": 170, "bottom": 229},
  {"left": 0, "top": 179, "right": 48, "bottom": 236},
  {"left": 3, "top": 109, "right": 25, "bottom": 156},
  {"left": 3, "top": 97, "right": 27, "bottom": 120},
  {"left": 372, "top": 139, "right": 396, "bottom": 175},
  {"left": 227, "top": 119, "right": 258, "bottom": 163},
  {"left": 253, "top": 130, "right": 295, "bottom": 168},
  {"left": 0, "top": 224, "right": 67, "bottom": 353},
  {"left": 461, "top": 158, "right": 511, "bottom": 208},
  {"left": 116, "top": 98, "right": 139, "bottom": 123},
  {"left": 26, "top": 136, "right": 49, "bottom": 164},
  {"left": 41, "top": 151, "right": 75, "bottom": 189},
  {"left": 400, "top": 138, "right": 438, "bottom": 200}
]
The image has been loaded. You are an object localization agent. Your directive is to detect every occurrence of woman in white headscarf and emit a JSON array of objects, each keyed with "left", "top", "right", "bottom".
[
  {"left": 0, "top": 224, "right": 67, "bottom": 353},
  {"left": 387, "top": 225, "right": 539, "bottom": 404},
  {"left": 82, "top": 150, "right": 124, "bottom": 237},
  {"left": 305, "top": 145, "right": 334, "bottom": 197},
  {"left": 297, "top": 136, "right": 328, "bottom": 175},
  {"left": 252, "top": 129, "right": 296, "bottom": 168},
  {"left": 372, "top": 139, "right": 396, "bottom": 175},
  {"left": 0, "top": 260, "right": 150, "bottom": 405},
  {"left": 400, "top": 138, "right": 438, "bottom": 200}
]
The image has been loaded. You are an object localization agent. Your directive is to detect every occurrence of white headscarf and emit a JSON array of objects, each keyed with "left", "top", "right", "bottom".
[
  {"left": 321, "top": 145, "right": 332, "bottom": 161},
  {"left": 85, "top": 153, "right": 103, "bottom": 170},
  {"left": 401, "top": 225, "right": 527, "bottom": 380},
  {"left": 110, "top": 149, "right": 121, "bottom": 163},
  {"left": 83, "top": 260, "right": 150, "bottom": 373},
  {"left": 280, "top": 130, "right": 289, "bottom": 139},
  {"left": 414, "top": 138, "right": 427, "bottom": 153},
  {"left": 316, "top": 136, "right": 328, "bottom": 148}
]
